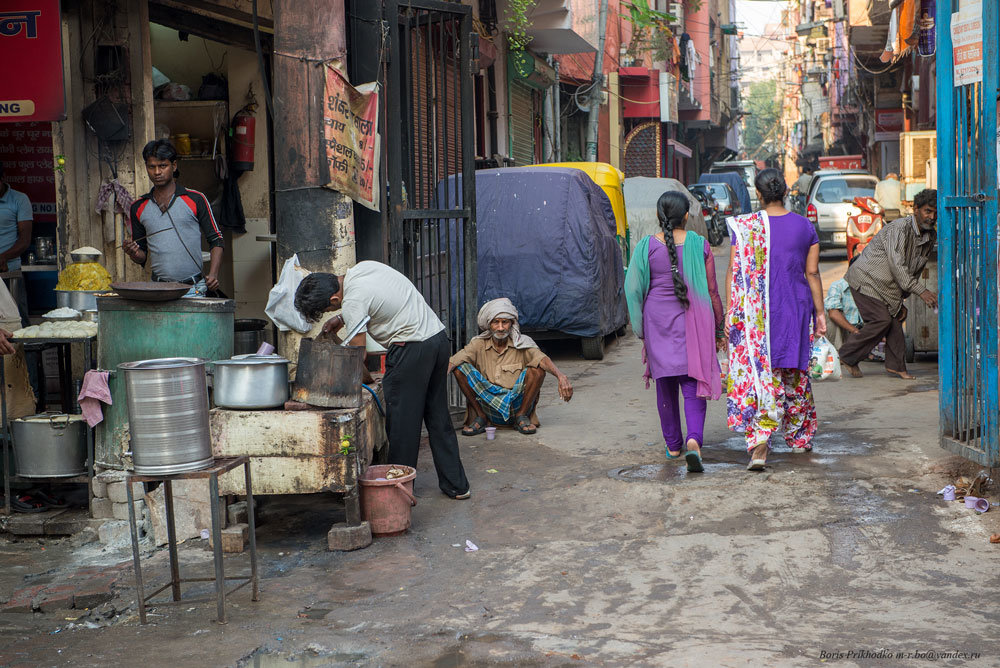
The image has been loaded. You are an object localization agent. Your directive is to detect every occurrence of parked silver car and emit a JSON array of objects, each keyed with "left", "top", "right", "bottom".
[{"left": 802, "top": 170, "right": 879, "bottom": 250}]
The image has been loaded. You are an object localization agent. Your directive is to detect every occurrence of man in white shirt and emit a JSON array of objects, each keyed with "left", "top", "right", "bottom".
[
  {"left": 874, "top": 172, "right": 903, "bottom": 220},
  {"left": 294, "top": 261, "right": 470, "bottom": 499}
]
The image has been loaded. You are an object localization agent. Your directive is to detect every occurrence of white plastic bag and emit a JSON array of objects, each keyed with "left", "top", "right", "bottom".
[
  {"left": 265, "top": 254, "right": 312, "bottom": 333},
  {"left": 0, "top": 280, "right": 19, "bottom": 323},
  {"left": 809, "top": 336, "right": 842, "bottom": 381}
]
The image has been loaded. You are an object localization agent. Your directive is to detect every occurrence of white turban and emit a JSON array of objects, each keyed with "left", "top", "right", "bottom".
[{"left": 475, "top": 297, "right": 538, "bottom": 350}]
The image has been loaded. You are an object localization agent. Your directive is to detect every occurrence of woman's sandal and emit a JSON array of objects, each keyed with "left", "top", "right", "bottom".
[
  {"left": 30, "top": 488, "right": 69, "bottom": 509},
  {"left": 666, "top": 448, "right": 683, "bottom": 460},
  {"left": 11, "top": 494, "right": 47, "bottom": 513},
  {"left": 462, "top": 416, "right": 488, "bottom": 436},
  {"left": 515, "top": 415, "right": 537, "bottom": 435}
]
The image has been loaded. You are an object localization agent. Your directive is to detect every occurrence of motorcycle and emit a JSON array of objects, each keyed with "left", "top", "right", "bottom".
[{"left": 846, "top": 196, "right": 884, "bottom": 260}]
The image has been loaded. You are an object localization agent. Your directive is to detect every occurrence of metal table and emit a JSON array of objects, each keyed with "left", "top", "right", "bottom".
[
  {"left": 126, "top": 456, "right": 259, "bottom": 625},
  {"left": 1, "top": 335, "right": 95, "bottom": 516}
]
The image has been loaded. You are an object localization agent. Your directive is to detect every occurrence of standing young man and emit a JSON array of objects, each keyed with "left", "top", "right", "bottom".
[
  {"left": 295, "top": 262, "right": 471, "bottom": 499},
  {"left": 124, "top": 140, "right": 224, "bottom": 296}
]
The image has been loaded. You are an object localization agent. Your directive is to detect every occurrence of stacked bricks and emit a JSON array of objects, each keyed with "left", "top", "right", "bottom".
[{"left": 93, "top": 470, "right": 148, "bottom": 547}]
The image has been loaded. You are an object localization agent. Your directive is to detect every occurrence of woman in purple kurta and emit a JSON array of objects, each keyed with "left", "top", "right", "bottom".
[
  {"left": 730, "top": 212, "right": 818, "bottom": 370},
  {"left": 726, "top": 168, "right": 827, "bottom": 471},
  {"left": 632, "top": 193, "right": 724, "bottom": 470}
]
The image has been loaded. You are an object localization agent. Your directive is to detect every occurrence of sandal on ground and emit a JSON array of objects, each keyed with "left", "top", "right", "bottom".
[
  {"left": 462, "top": 416, "right": 487, "bottom": 436},
  {"left": 29, "top": 488, "right": 69, "bottom": 509},
  {"left": 747, "top": 444, "right": 768, "bottom": 471},
  {"left": 685, "top": 450, "right": 705, "bottom": 473},
  {"left": 11, "top": 494, "right": 47, "bottom": 513},
  {"left": 515, "top": 415, "right": 537, "bottom": 435},
  {"left": 666, "top": 447, "right": 683, "bottom": 460}
]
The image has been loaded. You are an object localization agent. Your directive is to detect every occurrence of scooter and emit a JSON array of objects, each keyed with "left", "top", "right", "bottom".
[{"left": 846, "top": 196, "right": 884, "bottom": 260}]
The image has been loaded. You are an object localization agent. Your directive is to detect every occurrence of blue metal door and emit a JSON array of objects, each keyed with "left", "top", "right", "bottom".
[{"left": 937, "top": 1, "right": 1000, "bottom": 466}]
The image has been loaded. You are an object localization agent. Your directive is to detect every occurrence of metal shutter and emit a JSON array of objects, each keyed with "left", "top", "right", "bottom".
[{"left": 509, "top": 80, "right": 535, "bottom": 166}]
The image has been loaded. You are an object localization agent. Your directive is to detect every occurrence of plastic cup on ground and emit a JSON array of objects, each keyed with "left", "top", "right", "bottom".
[{"left": 485, "top": 427, "right": 496, "bottom": 441}]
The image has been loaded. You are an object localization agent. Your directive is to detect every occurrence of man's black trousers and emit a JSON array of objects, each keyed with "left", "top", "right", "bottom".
[{"left": 382, "top": 330, "right": 469, "bottom": 497}]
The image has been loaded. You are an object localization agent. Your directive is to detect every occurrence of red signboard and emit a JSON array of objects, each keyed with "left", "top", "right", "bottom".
[
  {"left": 0, "top": 1, "right": 65, "bottom": 123},
  {"left": 0, "top": 122, "right": 56, "bottom": 222},
  {"left": 874, "top": 108, "right": 904, "bottom": 142}
]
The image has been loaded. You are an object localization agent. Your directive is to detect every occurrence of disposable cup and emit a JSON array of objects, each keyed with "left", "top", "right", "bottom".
[{"left": 485, "top": 427, "right": 496, "bottom": 441}]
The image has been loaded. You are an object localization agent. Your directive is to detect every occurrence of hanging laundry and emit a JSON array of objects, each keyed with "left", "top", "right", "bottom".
[{"left": 679, "top": 32, "right": 692, "bottom": 81}]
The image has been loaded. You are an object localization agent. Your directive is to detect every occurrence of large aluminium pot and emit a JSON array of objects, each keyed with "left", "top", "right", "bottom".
[
  {"left": 56, "top": 289, "right": 102, "bottom": 312},
  {"left": 213, "top": 355, "right": 289, "bottom": 409},
  {"left": 118, "top": 357, "right": 213, "bottom": 475},
  {"left": 12, "top": 413, "right": 88, "bottom": 478}
]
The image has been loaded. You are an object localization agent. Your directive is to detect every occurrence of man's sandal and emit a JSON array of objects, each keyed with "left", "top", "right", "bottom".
[
  {"left": 462, "top": 416, "right": 487, "bottom": 436},
  {"left": 515, "top": 415, "right": 537, "bottom": 435}
]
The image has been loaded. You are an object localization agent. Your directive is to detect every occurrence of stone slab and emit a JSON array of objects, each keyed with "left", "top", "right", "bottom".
[
  {"left": 227, "top": 500, "right": 248, "bottom": 525},
  {"left": 98, "top": 520, "right": 132, "bottom": 549},
  {"left": 111, "top": 500, "right": 144, "bottom": 521},
  {"left": 91, "top": 477, "right": 108, "bottom": 498},
  {"left": 107, "top": 481, "right": 144, "bottom": 504},
  {"left": 327, "top": 521, "right": 372, "bottom": 551},
  {"left": 90, "top": 497, "right": 114, "bottom": 519},
  {"left": 4, "top": 509, "right": 67, "bottom": 536},
  {"left": 43, "top": 514, "right": 104, "bottom": 536},
  {"left": 145, "top": 479, "right": 214, "bottom": 547}
]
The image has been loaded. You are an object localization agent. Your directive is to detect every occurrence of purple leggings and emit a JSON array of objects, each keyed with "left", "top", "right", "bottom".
[{"left": 655, "top": 375, "right": 706, "bottom": 451}]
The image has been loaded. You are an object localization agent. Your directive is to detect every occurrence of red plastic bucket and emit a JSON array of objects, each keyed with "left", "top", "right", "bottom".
[{"left": 359, "top": 465, "right": 417, "bottom": 536}]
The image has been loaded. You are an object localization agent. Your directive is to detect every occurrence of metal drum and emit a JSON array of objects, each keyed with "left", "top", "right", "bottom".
[{"left": 119, "top": 357, "right": 213, "bottom": 475}]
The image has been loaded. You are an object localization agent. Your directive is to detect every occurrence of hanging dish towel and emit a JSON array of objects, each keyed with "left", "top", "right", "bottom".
[{"left": 78, "top": 370, "right": 112, "bottom": 427}]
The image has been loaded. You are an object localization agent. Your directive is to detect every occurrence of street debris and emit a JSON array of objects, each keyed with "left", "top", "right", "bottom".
[
  {"left": 990, "top": 534, "right": 1000, "bottom": 544},
  {"left": 486, "top": 468, "right": 499, "bottom": 474},
  {"left": 464, "top": 540, "right": 479, "bottom": 552},
  {"left": 963, "top": 496, "right": 990, "bottom": 513},
  {"left": 385, "top": 467, "right": 408, "bottom": 480},
  {"left": 937, "top": 485, "right": 957, "bottom": 501}
]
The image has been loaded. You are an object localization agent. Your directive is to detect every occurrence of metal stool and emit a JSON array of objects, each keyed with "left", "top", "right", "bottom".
[{"left": 126, "top": 456, "right": 259, "bottom": 624}]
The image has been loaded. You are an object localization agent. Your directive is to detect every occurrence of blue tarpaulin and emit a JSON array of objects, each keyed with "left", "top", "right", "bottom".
[
  {"left": 698, "top": 172, "right": 752, "bottom": 214},
  {"left": 441, "top": 167, "right": 627, "bottom": 338}
]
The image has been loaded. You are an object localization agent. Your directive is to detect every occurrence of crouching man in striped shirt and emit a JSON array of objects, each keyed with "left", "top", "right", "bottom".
[{"left": 839, "top": 189, "right": 937, "bottom": 380}]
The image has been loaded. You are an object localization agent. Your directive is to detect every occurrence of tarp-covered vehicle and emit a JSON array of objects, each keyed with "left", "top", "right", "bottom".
[
  {"left": 623, "top": 177, "right": 708, "bottom": 255},
  {"left": 466, "top": 167, "right": 627, "bottom": 360}
]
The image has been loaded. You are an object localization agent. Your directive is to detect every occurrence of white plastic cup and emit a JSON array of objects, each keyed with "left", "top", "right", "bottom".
[
  {"left": 256, "top": 341, "right": 275, "bottom": 356},
  {"left": 485, "top": 427, "right": 496, "bottom": 441}
]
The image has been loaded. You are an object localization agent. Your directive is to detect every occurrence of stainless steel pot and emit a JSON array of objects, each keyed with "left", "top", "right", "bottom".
[
  {"left": 56, "top": 289, "right": 102, "bottom": 312},
  {"left": 212, "top": 355, "right": 289, "bottom": 409},
  {"left": 119, "top": 357, "right": 213, "bottom": 475},
  {"left": 233, "top": 318, "right": 268, "bottom": 356},
  {"left": 12, "top": 413, "right": 88, "bottom": 478}
]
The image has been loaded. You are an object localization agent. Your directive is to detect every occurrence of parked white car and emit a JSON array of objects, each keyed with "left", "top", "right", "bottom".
[{"left": 801, "top": 170, "right": 879, "bottom": 250}]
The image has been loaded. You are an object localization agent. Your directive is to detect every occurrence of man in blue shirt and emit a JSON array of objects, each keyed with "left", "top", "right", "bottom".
[
  {"left": 0, "top": 162, "right": 32, "bottom": 273},
  {"left": 0, "top": 162, "right": 32, "bottom": 325}
]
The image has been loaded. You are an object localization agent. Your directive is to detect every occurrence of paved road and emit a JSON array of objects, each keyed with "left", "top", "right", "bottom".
[{"left": 5, "top": 246, "right": 998, "bottom": 667}]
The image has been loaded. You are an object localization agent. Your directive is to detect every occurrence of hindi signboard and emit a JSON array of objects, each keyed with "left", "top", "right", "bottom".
[
  {"left": 323, "top": 64, "right": 380, "bottom": 211},
  {"left": 0, "top": 122, "right": 56, "bottom": 222},
  {"left": 951, "top": 3, "right": 983, "bottom": 87},
  {"left": 0, "top": 1, "right": 65, "bottom": 122}
]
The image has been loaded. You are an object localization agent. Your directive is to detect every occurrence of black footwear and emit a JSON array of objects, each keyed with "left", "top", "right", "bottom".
[{"left": 462, "top": 416, "right": 488, "bottom": 436}]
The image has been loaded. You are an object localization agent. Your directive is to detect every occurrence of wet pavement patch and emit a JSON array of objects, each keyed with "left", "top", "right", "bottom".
[{"left": 242, "top": 647, "right": 367, "bottom": 667}]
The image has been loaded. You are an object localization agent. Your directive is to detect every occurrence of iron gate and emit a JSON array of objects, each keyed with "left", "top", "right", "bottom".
[
  {"left": 385, "top": 0, "right": 477, "bottom": 408},
  {"left": 937, "top": 1, "right": 999, "bottom": 466}
]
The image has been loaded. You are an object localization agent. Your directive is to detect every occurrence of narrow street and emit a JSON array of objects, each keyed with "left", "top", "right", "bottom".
[{"left": 2, "top": 250, "right": 996, "bottom": 665}]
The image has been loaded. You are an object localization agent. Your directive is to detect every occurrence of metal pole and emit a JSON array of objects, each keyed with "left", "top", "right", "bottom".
[
  {"left": 554, "top": 61, "right": 561, "bottom": 162},
  {"left": 586, "top": 0, "right": 609, "bottom": 162}
]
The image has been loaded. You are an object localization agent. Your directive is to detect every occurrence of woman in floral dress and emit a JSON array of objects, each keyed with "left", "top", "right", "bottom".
[{"left": 726, "top": 169, "right": 826, "bottom": 470}]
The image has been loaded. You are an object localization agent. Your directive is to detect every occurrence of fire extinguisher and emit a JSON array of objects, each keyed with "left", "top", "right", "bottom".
[{"left": 231, "top": 109, "right": 256, "bottom": 172}]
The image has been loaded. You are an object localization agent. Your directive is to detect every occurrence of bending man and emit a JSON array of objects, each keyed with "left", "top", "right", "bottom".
[{"left": 449, "top": 298, "right": 573, "bottom": 436}]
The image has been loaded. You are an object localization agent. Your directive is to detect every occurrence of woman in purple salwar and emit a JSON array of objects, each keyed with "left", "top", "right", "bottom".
[{"left": 625, "top": 192, "right": 725, "bottom": 473}]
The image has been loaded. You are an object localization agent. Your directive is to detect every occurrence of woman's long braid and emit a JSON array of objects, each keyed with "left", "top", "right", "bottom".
[{"left": 659, "top": 205, "right": 690, "bottom": 310}]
